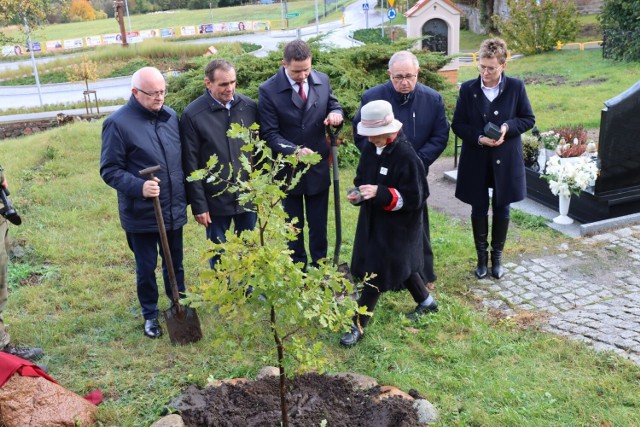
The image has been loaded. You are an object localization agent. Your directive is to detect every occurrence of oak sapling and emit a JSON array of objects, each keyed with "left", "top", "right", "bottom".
[{"left": 187, "top": 123, "right": 366, "bottom": 427}]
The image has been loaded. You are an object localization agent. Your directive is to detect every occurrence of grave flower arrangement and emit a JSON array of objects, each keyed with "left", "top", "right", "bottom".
[
  {"left": 539, "top": 130, "right": 561, "bottom": 151},
  {"left": 543, "top": 125, "right": 598, "bottom": 158},
  {"left": 542, "top": 156, "right": 599, "bottom": 197}
]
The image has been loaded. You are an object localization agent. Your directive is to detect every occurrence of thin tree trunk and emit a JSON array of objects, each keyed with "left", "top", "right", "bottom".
[{"left": 271, "top": 305, "right": 289, "bottom": 427}]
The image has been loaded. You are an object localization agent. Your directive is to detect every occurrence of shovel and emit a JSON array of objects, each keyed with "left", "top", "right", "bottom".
[
  {"left": 139, "top": 166, "right": 203, "bottom": 345},
  {"left": 326, "top": 124, "right": 352, "bottom": 282}
]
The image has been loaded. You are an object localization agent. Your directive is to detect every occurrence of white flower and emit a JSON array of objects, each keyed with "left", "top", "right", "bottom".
[{"left": 542, "top": 156, "right": 599, "bottom": 197}]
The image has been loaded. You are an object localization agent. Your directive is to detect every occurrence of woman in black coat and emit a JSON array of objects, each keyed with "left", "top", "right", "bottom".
[
  {"left": 339, "top": 100, "right": 438, "bottom": 347},
  {"left": 452, "top": 38, "right": 535, "bottom": 280}
]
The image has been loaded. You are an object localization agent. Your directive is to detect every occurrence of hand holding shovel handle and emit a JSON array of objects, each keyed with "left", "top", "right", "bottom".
[
  {"left": 139, "top": 165, "right": 184, "bottom": 317},
  {"left": 326, "top": 123, "right": 343, "bottom": 266}
]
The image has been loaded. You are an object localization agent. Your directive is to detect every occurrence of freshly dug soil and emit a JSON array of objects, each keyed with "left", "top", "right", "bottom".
[{"left": 177, "top": 372, "right": 422, "bottom": 427}]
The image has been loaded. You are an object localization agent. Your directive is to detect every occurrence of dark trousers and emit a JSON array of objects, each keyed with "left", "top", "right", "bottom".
[
  {"left": 282, "top": 189, "right": 329, "bottom": 268},
  {"left": 126, "top": 229, "right": 185, "bottom": 320},
  {"left": 471, "top": 191, "right": 511, "bottom": 218},
  {"left": 355, "top": 273, "right": 430, "bottom": 328},
  {"left": 205, "top": 211, "right": 257, "bottom": 269},
  {"left": 421, "top": 206, "right": 436, "bottom": 283}
]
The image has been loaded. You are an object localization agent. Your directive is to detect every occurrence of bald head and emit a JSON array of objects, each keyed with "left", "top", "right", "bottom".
[{"left": 131, "top": 67, "right": 166, "bottom": 112}]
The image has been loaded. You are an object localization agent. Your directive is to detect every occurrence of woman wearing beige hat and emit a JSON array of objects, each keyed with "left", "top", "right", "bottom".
[{"left": 340, "top": 100, "right": 438, "bottom": 347}]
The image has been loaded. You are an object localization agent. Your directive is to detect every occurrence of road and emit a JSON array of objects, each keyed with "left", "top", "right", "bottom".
[{"left": 0, "top": 2, "right": 382, "bottom": 111}]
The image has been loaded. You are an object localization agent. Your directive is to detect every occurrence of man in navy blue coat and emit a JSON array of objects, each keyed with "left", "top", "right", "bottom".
[
  {"left": 258, "top": 40, "right": 343, "bottom": 269},
  {"left": 101, "top": 67, "right": 187, "bottom": 339},
  {"left": 352, "top": 51, "right": 449, "bottom": 288}
]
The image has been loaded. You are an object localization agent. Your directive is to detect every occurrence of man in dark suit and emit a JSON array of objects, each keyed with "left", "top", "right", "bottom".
[{"left": 258, "top": 39, "right": 343, "bottom": 269}]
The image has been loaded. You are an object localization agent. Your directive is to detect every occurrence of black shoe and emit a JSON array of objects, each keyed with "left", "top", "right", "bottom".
[
  {"left": 406, "top": 300, "right": 439, "bottom": 321},
  {"left": 1, "top": 344, "right": 44, "bottom": 362},
  {"left": 144, "top": 318, "right": 162, "bottom": 338},
  {"left": 339, "top": 325, "right": 363, "bottom": 347}
]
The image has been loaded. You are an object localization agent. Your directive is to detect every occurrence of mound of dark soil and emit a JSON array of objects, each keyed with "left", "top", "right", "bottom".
[{"left": 176, "top": 372, "right": 422, "bottom": 427}]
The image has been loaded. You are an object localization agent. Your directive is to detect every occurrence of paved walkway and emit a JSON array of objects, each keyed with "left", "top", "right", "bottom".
[
  {"left": 474, "top": 229, "right": 640, "bottom": 365},
  {"left": 428, "top": 157, "right": 640, "bottom": 365}
]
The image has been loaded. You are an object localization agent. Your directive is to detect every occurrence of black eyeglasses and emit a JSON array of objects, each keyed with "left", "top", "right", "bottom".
[
  {"left": 391, "top": 74, "right": 418, "bottom": 82},
  {"left": 136, "top": 87, "right": 166, "bottom": 97}
]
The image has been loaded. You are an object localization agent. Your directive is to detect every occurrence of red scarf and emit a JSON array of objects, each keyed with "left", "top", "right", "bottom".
[{"left": 0, "top": 352, "right": 56, "bottom": 387}]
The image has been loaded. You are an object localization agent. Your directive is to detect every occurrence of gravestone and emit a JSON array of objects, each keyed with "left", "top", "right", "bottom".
[
  {"left": 595, "top": 81, "right": 640, "bottom": 193},
  {"left": 525, "top": 80, "right": 640, "bottom": 223}
]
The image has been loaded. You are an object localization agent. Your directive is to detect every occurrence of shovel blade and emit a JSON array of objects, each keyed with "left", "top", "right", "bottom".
[{"left": 163, "top": 305, "right": 203, "bottom": 345}]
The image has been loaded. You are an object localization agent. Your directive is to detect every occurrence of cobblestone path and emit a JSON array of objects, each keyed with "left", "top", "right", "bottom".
[{"left": 472, "top": 226, "right": 640, "bottom": 365}]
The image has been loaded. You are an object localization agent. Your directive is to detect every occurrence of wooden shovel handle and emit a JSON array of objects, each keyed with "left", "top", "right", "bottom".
[{"left": 139, "top": 166, "right": 183, "bottom": 314}]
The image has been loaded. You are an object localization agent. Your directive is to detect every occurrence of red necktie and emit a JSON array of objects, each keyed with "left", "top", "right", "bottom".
[{"left": 298, "top": 83, "right": 307, "bottom": 103}]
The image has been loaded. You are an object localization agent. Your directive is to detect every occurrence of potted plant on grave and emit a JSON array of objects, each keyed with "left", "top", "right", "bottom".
[
  {"left": 552, "top": 124, "right": 594, "bottom": 158},
  {"left": 522, "top": 133, "right": 541, "bottom": 171},
  {"left": 535, "top": 124, "right": 598, "bottom": 173}
]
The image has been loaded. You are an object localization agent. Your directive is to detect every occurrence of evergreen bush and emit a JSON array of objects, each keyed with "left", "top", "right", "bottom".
[
  {"left": 599, "top": 0, "right": 640, "bottom": 61},
  {"left": 166, "top": 38, "right": 452, "bottom": 165}
]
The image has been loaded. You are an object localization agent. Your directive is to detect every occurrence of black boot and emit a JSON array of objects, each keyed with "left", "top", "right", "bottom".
[
  {"left": 490, "top": 217, "right": 510, "bottom": 279},
  {"left": 471, "top": 216, "right": 489, "bottom": 279}
]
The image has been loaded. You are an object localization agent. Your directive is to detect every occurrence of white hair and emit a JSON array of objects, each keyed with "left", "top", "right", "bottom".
[
  {"left": 388, "top": 51, "right": 419, "bottom": 70},
  {"left": 131, "top": 67, "right": 164, "bottom": 89}
]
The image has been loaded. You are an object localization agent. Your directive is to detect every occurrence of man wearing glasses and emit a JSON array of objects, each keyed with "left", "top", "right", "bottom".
[
  {"left": 352, "top": 50, "right": 450, "bottom": 291},
  {"left": 100, "top": 66, "right": 187, "bottom": 339}
]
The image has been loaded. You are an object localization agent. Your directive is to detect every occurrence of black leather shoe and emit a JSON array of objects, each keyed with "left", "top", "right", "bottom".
[
  {"left": 144, "top": 318, "right": 162, "bottom": 338},
  {"left": 339, "top": 325, "right": 363, "bottom": 347},
  {"left": 406, "top": 300, "right": 439, "bottom": 321},
  {"left": 1, "top": 344, "right": 44, "bottom": 362}
]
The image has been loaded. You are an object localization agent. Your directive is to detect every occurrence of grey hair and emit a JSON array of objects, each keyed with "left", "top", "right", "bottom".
[{"left": 388, "top": 51, "right": 419, "bottom": 70}]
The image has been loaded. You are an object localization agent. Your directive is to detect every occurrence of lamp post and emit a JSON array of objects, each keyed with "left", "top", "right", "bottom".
[
  {"left": 23, "top": 15, "right": 43, "bottom": 108},
  {"left": 124, "top": 0, "right": 133, "bottom": 34},
  {"left": 315, "top": 0, "right": 319, "bottom": 34},
  {"left": 380, "top": 0, "right": 385, "bottom": 38}
]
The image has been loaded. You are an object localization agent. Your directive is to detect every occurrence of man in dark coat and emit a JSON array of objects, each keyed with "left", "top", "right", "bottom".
[
  {"left": 100, "top": 67, "right": 188, "bottom": 339},
  {"left": 258, "top": 39, "right": 343, "bottom": 269},
  {"left": 339, "top": 100, "right": 438, "bottom": 348},
  {"left": 181, "top": 59, "right": 259, "bottom": 269},
  {"left": 352, "top": 50, "right": 450, "bottom": 288},
  {"left": 453, "top": 38, "right": 535, "bottom": 280}
]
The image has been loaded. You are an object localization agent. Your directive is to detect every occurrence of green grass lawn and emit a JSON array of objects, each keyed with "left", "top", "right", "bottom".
[
  {"left": 2, "top": 91, "right": 640, "bottom": 425},
  {"left": 454, "top": 49, "right": 640, "bottom": 131}
]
